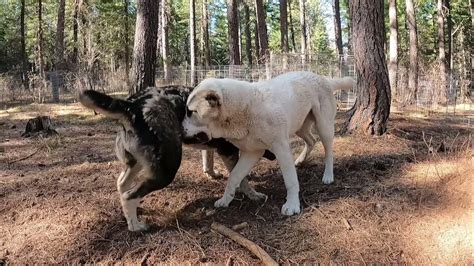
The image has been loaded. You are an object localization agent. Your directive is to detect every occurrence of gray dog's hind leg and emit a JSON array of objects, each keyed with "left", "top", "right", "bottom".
[{"left": 202, "top": 150, "right": 223, "bottom": 179}]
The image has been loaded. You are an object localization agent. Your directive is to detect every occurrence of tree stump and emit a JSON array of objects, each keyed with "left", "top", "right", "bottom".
[{"left": 21, "top": 116, "right": 58, "bottom": 138}]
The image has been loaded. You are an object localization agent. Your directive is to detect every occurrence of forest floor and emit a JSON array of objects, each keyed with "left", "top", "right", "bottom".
[{"left": 0, "top": 100, "right": 473, "bottom": 264}]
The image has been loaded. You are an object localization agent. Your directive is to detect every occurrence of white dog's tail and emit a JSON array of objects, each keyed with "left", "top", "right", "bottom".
[{"left": 329, "top": 77, "right": 355, "bottom": 92}]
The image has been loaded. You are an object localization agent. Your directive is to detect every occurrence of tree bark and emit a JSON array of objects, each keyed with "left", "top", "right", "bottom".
[
  {"left": 459, "top": 30, "right": 470, "bottom": 101},
  {"left": 227, "top": 0, "right": 241, "bottom": 65},
  {"left": 124, "top": 0, "right": 130, "bottom": 83},
  {"left": 161, "top": 0, "right": 170, "bottom": 82},
  {"left": 469, "top": 0, "right": 473, "bottom": 97},
  {"left": 388, "top": 0, "right": 398, "bottom": 99},
  {"left": 333, "top": 0, "right": 343, "bottom": 56},
  {"left": 280, "top": 0, "right": 289, "bottom": 53},
  {"left": 437, "top": 0, "right": 447, "bottom": 103},
  {"left": 55, "top": 0, "right": 66, "bottom": 70},
  {"left": 305, "top": 6, "right": 311, "bottom": 56},
  {"left": 201, "top": 0, "right": 211, "bottom": 66},
  {"left": 190, "top": 0, "right": 197, "bottom": 85},
  {"left": 255, "top": 0, "right": 268, "bottom": 63},
  {"left": 299, "top": 0, "right": 307, "bottom": 64},
  {"left": 445, "top": 0, "right": 452, "bottom": 73},
  {"left": 20, "top": 0, "right": 28, "bottom": 88},
  {"left": 406, "top": 0, "right": 418, "bottom": 103},
  {"left": 244, "top": 4, "right": 253, "bottom": 65},
  {"left": 343, "top": 0, "right": 352, "bottom": 54},
  {"left": 37, "top": 0, "right": 45, "bottom": 78},
  {"left": 345, "top": 0, "right": 391, "bottom": 135},
  {"left": 131, "top": 0, "right": 159, "bottom": 94},
  {"left": 73, "top": 0, "right": 79, "bottom": 65},
  {"left": 288, "top": 0, "right": 296, "bottom": 51},
  {"left": 255, "top": 18, "right": 260, "bottom": 61}
]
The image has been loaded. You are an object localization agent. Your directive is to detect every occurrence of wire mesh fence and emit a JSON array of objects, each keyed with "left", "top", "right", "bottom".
[{"left": 1, "top": 52, "right": 472, "bottom": 116}]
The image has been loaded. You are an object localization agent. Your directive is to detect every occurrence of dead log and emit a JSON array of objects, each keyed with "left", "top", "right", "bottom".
[
  {"left": 211, "top": 222, "right": 278, "bottom": 266},
  {"left": 21, "top": 116, "right": 58, "bottom": 138}
]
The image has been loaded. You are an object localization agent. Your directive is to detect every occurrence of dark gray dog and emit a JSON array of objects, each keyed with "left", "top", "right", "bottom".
[{"left": 79, "top": 86, "right": 274, "bottom": 231}]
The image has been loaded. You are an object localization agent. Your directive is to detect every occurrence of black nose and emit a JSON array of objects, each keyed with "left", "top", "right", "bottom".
[
  {"left": 186, "top": 107, "right": 193, "bottom": 117},
  {"left": 195, "top": 132, "right": 210, "bottom": 142}
]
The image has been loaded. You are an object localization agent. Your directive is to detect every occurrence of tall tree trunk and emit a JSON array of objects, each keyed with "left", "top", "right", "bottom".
[
  {"left": 345, "top": 0, "right": 391, "bottom": 135},
  {"left": 299, "top": 0, "right": 307, "bottom": 64},
  {"left": 305, "top": 9, "right": 311, "bottom": 56},
  {"left": 37, "top": 0, "right": 45, "bottom": 78},
  {"left": 288, "top": 0, "right": 296, "bottom": 51},
  {"left": 343, "top": 0, "right": 352, "bottom": 54},
  {"left": 161, "top": 0, "right": 170, "bottom": 82},
  {"left": 333, "top": 0, "right": 343, "bottom": 56},
  {"left": 459, "top": 30, "right": 470, "bottom": 101},
  {"left": 55, "top": 0, "right": 66, "bottom": 70},
  {"left": 73, "top": 0, "right": 79, "bottom": 65},
  {"left": 388, "top": 0, "right": 398, "bottom": 100},
  {"left": 445, "top": 0, "right": 452, "bottom": 74},
  {"left": 124, "top": 0, "right": 130, "bottom": 83},
  {"left": 20, "top": 0, "right": 28, "bottom": 88},
  {"left": 406, "top": 0, "right": 418, "bottom": 103},
  {"left": 469, "top": 0, "right": 473, "bottom": 96},
  {"left": 254, "top": 18, "right": 260, "bottom": 61},
  {"left": 437, "top": 0, "right": 447, "bottom": 104},
  {"left": 189, "top": 0, "right": 197, "bottom": 85},
  {"left": 201, "top": 0, "right": 211, "bottom": 66},
  {"left": 280, "top": 0, "right": 289, "bottom": 53},
  {"left": 244, "top": 4, "right": 253, "bottom": 65},
  {"left": 131, "top": 0, "right": 159, "bottom": 94},
  {"left": 255, "top": 0, "right": 268, "bottom": 63},
  {"left": 227, "top": 0, "right": 241, "bottom": 65}
]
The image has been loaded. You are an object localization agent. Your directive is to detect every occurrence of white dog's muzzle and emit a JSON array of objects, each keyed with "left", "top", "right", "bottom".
[{"left": 182, "top": 116, "right": 212, "bottom": 144}]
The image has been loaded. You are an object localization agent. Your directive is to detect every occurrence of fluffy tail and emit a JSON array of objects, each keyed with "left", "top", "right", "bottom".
[
  {"left": 329, "top": 76, "right": 355, "bottom": 92},
  {"left": 79, "top": 90, "right": 132, "bottom": 121}
]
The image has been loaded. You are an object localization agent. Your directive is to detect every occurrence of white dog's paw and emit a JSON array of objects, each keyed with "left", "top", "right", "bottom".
[
  {"left": 127, "top": 221, "right": 150, "bottom": 232},
  {"left": 322, "top": 173, "right": 334, "bottom": 185},
  {"left": 214, "top": 195, "right": 233, "bottom": 208},
  {"left": 281, "top": 200, "right": 301, "bottom": 216},
  {"left": 245, "top": 191, "right": 267, "bottom": 201},
  {"left": 204, "top": 170, "right": 223, "bottom": 180}
]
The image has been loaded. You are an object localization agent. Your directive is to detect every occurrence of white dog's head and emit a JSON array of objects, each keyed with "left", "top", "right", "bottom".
[{"left": 183, "top": 79, "right": 224, "bottom": 143}]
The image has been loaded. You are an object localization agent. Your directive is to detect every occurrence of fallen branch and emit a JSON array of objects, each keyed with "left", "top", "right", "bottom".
[
  {"left": 8, "top": 147, "right": 42, "bottom": 165},
  {"left": 341, "top": 218, "right": 352, "bottom": 230},
  {"left": 211, "top": 222, "right": 278, "bottom": 266},
  {"left": 232, "top": 222, "right": 248, "bottom": 231}
]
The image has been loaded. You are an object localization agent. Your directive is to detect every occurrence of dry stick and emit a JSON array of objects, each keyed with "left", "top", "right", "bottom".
[
  {"left": 211, "top": 222, "right": 278, "bottom": 266},
  {"left": 8, "top": 147, "right": 42, "bottom": 165},
  {"left": 232, "top": 222, "right": 248, "bottom": 231}
]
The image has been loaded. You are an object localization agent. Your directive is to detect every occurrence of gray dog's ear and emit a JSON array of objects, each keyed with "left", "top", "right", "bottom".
[{"left": 205, "top": 92, "right": 221, "bottom": 107}]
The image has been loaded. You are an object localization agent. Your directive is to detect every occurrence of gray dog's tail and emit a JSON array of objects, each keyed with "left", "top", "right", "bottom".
[
  {"left": 79, "top": 90, "right": 133, "bottom": 122},
  {"left": 329, "top": 76, "right": 355, "bottom": 92}
]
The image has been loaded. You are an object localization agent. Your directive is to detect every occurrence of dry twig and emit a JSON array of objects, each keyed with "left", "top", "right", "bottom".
[
  {"left": 232, "top": 222, "right": 248, "bottom": 231},
  {"left": 341, "top": 218, "right": 352, "bottom": 230},
  {"left": 8, "top": 147, "right": 42, "bottom": 165},
  {"left": 211, "top": 222, "right": 278, "bottom": 266}
]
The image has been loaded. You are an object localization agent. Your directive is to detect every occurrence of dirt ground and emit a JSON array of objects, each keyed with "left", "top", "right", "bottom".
[{"left": 0, "top": 101, "right": 473, "bottom": 264}]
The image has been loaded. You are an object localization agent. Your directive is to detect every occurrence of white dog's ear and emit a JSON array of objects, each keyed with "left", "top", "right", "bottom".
[{"left": 205, "top": 92, "right": 221, "bottom": 107}]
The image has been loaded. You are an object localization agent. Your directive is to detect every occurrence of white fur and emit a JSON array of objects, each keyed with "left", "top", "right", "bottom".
[
  {"left": 120, "top": 197, "right": 149, "bottom": 231},
  {"left": 183, "top": 71, "right": 354, "bottom": 216}
]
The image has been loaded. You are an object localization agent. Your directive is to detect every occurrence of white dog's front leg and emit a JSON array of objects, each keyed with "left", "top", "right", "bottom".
[
  {"left": 272, "top": 142, "right": 301, "bottom": 216},
  {"left": 214, "top": 150, "right": 263, "bottom": 208}
]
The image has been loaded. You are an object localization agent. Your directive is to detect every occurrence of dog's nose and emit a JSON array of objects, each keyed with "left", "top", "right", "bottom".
[{"left": 195, "top": 132, "right": 210, "bottom": 142}]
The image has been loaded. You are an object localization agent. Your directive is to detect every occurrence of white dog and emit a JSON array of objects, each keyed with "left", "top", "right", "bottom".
[{"left": 183, "top": 71, "right": 354, "bottom": 215}]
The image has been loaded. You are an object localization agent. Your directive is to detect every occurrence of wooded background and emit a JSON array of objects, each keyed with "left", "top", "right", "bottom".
[{"left": 0, "top": 0, "right": 472, "bottom": 108}]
